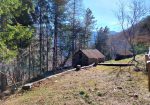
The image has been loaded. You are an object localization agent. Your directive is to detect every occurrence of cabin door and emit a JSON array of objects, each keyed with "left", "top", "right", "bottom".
[{"left": 79, "top": 53, "right": 82, "bottom": 66}]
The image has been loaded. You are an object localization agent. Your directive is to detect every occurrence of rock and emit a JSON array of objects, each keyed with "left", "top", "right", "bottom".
[
  {"left": 117, "top": 87, "right": 123, "bottom": 90},
  {"left": 22, "top": 83, "right": 32, "bottom": 90},
  {"left": 127, "top": 75, "right": 131, "bottom": 78},
  {"left": 0, "top": 90, "right": 11, "bottom": 99},
  {"left": 54, "top": 80, "right": 58, "bottom": 83},
  {"left": 0, "top": 93, "right": 4, "bottom": 99},
  {"left": 130, "top": 94, "right": 139, "bottom": 99},
  {"left": 134, "top": 68, "right": 141, "bottom": 72},
  {"left": 3, "top": 90, "right": 11, "bottom": 96},
  {"left": 97, "top": 92, "right": 103, "bottom": 97},
  {"left": 127, "top": 78, "right": 132, "bottom": 81},
  {"left": 76, "top": 65, "right": 81, "bottom": 71},
  {"left": 93, "top": 63, "right": 98, "bottom": 67}
]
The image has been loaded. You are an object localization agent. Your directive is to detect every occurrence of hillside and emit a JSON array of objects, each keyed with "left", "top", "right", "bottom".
[
  {"left": 0, "top": 55, "right": 150, "bottom": 105},
  {"left": 108, "top": 16, "right": 150, "bottom": 53}
]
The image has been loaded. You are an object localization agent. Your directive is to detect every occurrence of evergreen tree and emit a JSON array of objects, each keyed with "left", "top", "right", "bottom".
[
  {"left": 82, "top": 8, "right": 95, "bottom": 49},
  {"left": 0, "top": 0, "right": 34, "bottom": 91},
  {"left": 95, "top": 27, "right": 109, "bottom": 59},
  {"left": 0, "top": 0, "right": 34, "bottom": 62}
]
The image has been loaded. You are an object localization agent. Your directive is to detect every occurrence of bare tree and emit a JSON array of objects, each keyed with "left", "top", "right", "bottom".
[{"left": 116, "top": 0, "right": 147, "bottom": 62}]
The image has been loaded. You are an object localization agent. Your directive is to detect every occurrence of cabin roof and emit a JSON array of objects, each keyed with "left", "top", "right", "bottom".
[
  {"left": 79, "top": 49, "right": 105, "bottom": 59},
  {"left": 116, "top": 50, "right": 133, "bottom": 56}
]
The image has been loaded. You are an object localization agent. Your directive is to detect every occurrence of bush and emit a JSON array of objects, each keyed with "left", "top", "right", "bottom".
[{"left": 135, "top": 43, "right": 148, "bottom": 54}]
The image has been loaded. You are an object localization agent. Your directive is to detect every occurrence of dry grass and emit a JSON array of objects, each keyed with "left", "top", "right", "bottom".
[{"left": 0, "top": 54, "right": 150, "bottom": 105}]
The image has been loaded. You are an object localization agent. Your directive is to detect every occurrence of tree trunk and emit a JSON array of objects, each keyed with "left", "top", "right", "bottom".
[
  {"left": 46, "top": 24, "right": 49, "bottom": 71},
  {"left": 53, "top": 4, "right": 58, "bottom": 70},
  {"left": 72, "top": 0, "right": 76, "bottom": 66},
  {"left": 0, "top": 68, "right": 7, "bottom": 92},
  {"left": 28, "top": 45, "right": 31, "bottom": 79},
  {"left": 39, "top": 2, "right": 42, "bottom": 74},
  {"left": 0, "top": 15, "right": 7, "bottom": 92}
]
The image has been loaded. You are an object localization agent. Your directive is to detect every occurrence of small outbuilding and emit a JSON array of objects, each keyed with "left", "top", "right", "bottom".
[
  {"left": 72, "top": 49, "right": 105, "bottom": 67},
  {"left": 115, "top": 50, "right": 133, "bottom": 60}
]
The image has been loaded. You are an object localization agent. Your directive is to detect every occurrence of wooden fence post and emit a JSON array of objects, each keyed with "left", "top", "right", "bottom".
[
  {"left": 145, "top": 54, "right": 149, "bottom": 72},
  {"left": 147, "top": 61, "right": 150, "bottom": 92}
]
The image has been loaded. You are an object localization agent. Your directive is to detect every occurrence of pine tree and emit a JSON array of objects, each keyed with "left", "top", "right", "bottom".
[
  {"left": 0, "top": 0, "right": 34, "bottom": 91},
  {"left": 95, "top": 27, "right": 109, "bottom": 59},
  {"left": 82, "top": 8, "right": 96, "bottom": 49}
]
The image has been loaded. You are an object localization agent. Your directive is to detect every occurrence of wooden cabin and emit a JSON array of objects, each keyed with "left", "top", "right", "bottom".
[
  {"left": 72, "top": 49, "right": 105, "bottom": 67},
  {"left": 115, "top": 50, "right": 133, "bottom": 60}
]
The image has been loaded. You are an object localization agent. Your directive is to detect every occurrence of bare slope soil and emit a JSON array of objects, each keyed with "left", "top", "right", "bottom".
[{"left": 0, "top": 55, "right": 150, "bottom": 105}]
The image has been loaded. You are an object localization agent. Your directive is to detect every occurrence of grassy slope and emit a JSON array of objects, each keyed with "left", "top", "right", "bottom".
[{"left": 0, "top": 54, "right": 150, "bottom": 105}]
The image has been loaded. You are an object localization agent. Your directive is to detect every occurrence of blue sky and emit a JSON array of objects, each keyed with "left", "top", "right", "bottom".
[{"left": 83, "top": 0, "right": 150, "bottom": 32}]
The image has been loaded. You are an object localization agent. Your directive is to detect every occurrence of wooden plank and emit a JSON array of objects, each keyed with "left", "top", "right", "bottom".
[
  {"left": 22, "top": 63, "right": 95, "bottom": 90},
  {"left": 145, "top": 54, "right": 150, "bottom": 72},
  {"left": 147, "top": 61, "right": 150, "bottom": 92},
  {"left": 81, "top": 63, "right": 95, "bottom": 69},
  {"left": 98, "top": 63, "right": 135, "bottom": 67},
  {"left": 22, "top": 83, "right": 32, "bottom": 90},
  {"left": 145, "top": 54, "right": 150, "bottom": 62},
  {"left": 22, "top": 68, "right": 76, "bottom": 90}
]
